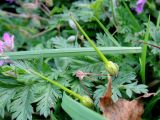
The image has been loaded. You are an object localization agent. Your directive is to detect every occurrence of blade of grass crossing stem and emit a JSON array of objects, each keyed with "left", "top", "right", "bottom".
[
  {"left": 122, "top": 1, "right": 141, "bottom": 32},
  {"left": 71, "top": 15, "right": 109, "bottom": 64},
  {"left": 0, "top": 47, "right": 142, "bottom": 60},
  {"left": 93, "top": 16, "right": 120, "bottom": 46},
  {"left": 140, "top": 17, "right": 150, "bottom": 84},
  {"left": 61, "top": 93, "right": 106, "bottom": 120}
]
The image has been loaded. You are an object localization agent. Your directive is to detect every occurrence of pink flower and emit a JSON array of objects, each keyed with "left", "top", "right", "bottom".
[
  {"left": 3, "top": 33, "right": 14, "bottom": 51},
  {"left": 0, "top": 32, "right": 14, "bottom": 66},
  {"left": 136, "top": 0, "right": 146, "bottom": 14},
  {"left": 75, "top": 70, "right": 86, "bottom": 80}
]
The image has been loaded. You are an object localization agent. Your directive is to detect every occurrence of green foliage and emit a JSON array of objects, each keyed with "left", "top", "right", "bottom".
[
  {"left": 96, "top": 33, "right": 114, "bottom": 47},
  {"left": 0, "top": 0, "right": 159, "bottom": 119},
  {"left": 113, "top": 72, "right": 148, "bottom": 101},
  {"left": 94, "top": 16, "right": 120, "bottom": 46},
  {"left": 34, "top": 83, "right": 62, "bottom": 118},
  {"left": 0, "top": 64, "right": 64, "bottom": 120},
  {"left": 10, "top": 86, "right": 33, "bottom": 120},
  {"left": 62, "top": 93, "right": 106, "bottom": 120},
  {"left": 149, "top": 22, "right": 160, "bottom": 54},
  {"left": 0, "top": 88, "right": 16, "bottom": 118},
  {"left": 144, "top": 89, "right": 160, "bottom": 119},
  {"left": 93, "top": 85, "right": 105, "bottom": 106},
  {"left": 140, "top": 17, "right": 150, "bottom": 83},
  {"left": 94, "top": 72, "right": 148, "bottom": 104},
  {"left": 90, "top": 0, "right": 105, "bottom": 18},
  {"left": 47, "top": 36, "right": 75, "bottom": 48}
]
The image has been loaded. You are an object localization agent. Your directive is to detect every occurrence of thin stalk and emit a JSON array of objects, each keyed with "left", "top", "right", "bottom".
[
  {"left": 156, "top": 11, "right": 160, "bottom": 29},
  {"left": 137, "top": 40, "right": 160, "bottom": 49},
  {"left": 71, "top": 16, "right": 109, "bottom": 65},
  {"left": 31, "top": 26, "right": 55, "bottom": 38},
  {"left": 93, "top": 16, "right": 120, "bottom": 46},
  {"left": 31, "top": 69, "right": 84, "bottom": 101},
  {"left": 110, "top": 0, "right": 117, "bottom": 25},
  {"left": 140, "top": 16, "right": 150, "bottom": 84},
  {"left": 0, "top": 10, "right": 49, "bottom": 21}
]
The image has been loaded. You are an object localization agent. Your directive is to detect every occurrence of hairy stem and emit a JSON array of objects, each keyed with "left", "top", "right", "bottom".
[{"left": 31, "top": 69, "right": 84, "bottom": 101}]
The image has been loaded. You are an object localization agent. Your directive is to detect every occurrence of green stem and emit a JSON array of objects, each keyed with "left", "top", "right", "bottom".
[
  {"left": 71, "top": 16, "right": 109, "bottom": 64},
  {"left": 31, "top": 69, "right": 84, "bottom": 101},
  {"left": 93, "top": 16, "right": 120, "bottom": 46},
  {"left": 110, "top": 0, "right": 117, "bottom": 25},
  {"left": 156, "top": 11, "right": 160, "bottom": 29}
]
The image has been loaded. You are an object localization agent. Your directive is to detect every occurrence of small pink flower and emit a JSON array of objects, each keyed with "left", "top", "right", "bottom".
[
  {"left": 136, "top": 0, "right": 146, "bottom": 14},
  {"left": 3, "top": 33, "right": 14, "bottom": 51},
  {"left": 75, "top": 70, "right": 86, "bottom": 80},
  {"left": 0, "top": 32, "right": 15, "bottom": 66}
]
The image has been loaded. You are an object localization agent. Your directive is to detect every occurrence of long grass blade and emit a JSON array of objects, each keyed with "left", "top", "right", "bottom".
[
  {"left": 0, "top": 47, "right": 142, "bottom": 60},
  {"left": 140, "top": 17, "right": 150, "bottom": 84},
  {"left": 61, "top": 93, "right": 106, "bottom": 120}
]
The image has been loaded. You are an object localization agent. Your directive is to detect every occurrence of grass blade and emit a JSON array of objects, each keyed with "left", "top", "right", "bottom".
[
  {"left": 156, "top": 11, "right": 160, "bottom": 29},
  {"left": 61, "top": 93, "right": 106, "bottom": 120},
  {"left": 0, "top": 47, "right": 142, "bottom": 60},
  {"left": 140, "top": 17, "right": 150, "bottom": 84}
]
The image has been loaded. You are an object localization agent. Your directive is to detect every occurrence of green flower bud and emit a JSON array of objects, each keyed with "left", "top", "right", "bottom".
[
  {"left": 105, "top": 61, "right": 119, "bottom": 76},
  {"left": 80, "top": 96, "right": 93, "bottom": 108}
]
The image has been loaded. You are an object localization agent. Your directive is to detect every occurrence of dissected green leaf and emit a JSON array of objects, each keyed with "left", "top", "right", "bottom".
[
  {"left": 0, "top": 88, "right": 16, "bottom": 118},
  {"left": 10, "top": 86, "right": 33, "bottom": 120},
  {"left": 96, "top": 33, "right": 115, "bottom": 47},
  {"left": 34, "top": 83, "right": 62, "bottom": 118}
]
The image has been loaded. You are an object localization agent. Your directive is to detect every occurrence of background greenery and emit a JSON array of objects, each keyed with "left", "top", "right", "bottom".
[{"left": 0, "top": 0, "right": 159, "bottom": 120}]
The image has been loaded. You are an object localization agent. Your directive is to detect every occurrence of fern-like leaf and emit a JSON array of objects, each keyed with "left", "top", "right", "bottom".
[
  {"left": 10, "top": 86, "right": 33, "bottom": 120},
  {"left": 0, "top": 88, "right": 16, "bottom": 118},
  {"left": 34, "top": 83, "right": 62, "bottom": 118},
  {"left": 96, "top": 33, "right": 115, "bottom": 47}
]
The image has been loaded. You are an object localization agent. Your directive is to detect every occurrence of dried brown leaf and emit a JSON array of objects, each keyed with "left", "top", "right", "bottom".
[{"left": 99, "top": 75, "right": 149, "bottom": 120}]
